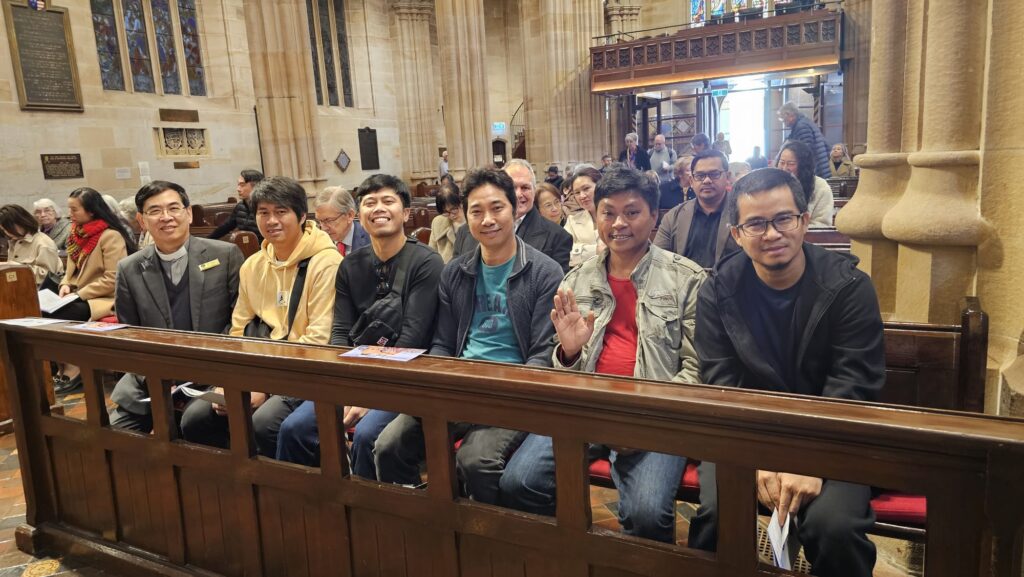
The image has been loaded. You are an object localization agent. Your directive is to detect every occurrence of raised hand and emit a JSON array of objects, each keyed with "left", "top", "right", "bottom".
[{"left": 550, "top": 288, "right": 595, "bottom": 363}]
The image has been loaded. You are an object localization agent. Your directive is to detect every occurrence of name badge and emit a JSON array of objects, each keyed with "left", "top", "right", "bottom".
[
  {"left": 198, "top": 259, "right": 221, "bottom": 271},
  {"left": 277, "top": 291, "right": 289, "bottom": 307}
]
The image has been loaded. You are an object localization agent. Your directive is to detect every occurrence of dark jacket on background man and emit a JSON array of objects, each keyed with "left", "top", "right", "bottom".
[
  {"left": 208, "top": 200, "right": 263, "bottom": 242},
  {"left": 431, "top": 237, "right": 562, "bottom": 366},
  {"left": 695, "top": 243, "right": 885, "bottom": 400},
  {"left": 788, "top": 114, "right": 832, "bottom": 179},
  {"left": 452, "top": 207, "right": 573, "bottom": 272},
  {"left": 618, "top": 147, "right": 652, "bottom": 171}
]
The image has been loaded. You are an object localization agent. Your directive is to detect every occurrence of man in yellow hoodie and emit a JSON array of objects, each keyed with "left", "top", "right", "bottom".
[{"left": 180, "top": 176, "right": 343, "bottom": 456}]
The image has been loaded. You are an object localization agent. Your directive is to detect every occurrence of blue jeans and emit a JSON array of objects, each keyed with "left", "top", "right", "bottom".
[
  {"left": 350, "top": 409, "right": 401, "bottom": 480},
  {"left": 277, "top": 403, "right": 399, "bottom": 478},
  {"left": 499, "top": 434, "right": 686, "bottom": 543}
]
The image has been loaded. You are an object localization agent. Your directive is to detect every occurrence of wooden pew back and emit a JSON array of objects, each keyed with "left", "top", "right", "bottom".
[
  {"left": 1, "top": 326, "right": 1021, "bottom": 577},
  {"left": 0, "top": 264, "right": 55, "bottom": 433}
]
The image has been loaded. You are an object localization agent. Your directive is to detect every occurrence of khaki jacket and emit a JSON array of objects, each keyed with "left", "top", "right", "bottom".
[
  {"left": 61, "top": 229, "right": 127, "bottom": 320},
  {"left": 553, "top": 245, "right": 705, "bottom": 383},
  {"left": 428, "top": 214, "right": 462, "bottom": 264},
  {"left": 10, "top": 232, "right": 63, "bottom": 285},
  {"left": 829, "top": 159, "right": 856, "bottom": 178}
]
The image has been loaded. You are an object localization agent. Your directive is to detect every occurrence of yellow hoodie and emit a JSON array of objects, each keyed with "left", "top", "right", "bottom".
[{"left": 230, "top": 221, "right": 342, "bottom": 344}]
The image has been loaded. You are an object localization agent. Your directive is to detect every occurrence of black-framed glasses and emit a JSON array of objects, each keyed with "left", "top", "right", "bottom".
[
  {"left": 692, "top": 170, "right": 725, "bottom": 181},
  {"left": 143, "top": 205, "right": 186, "bottom": 218},
  {"left": 734, "top": 213, "right": 804, "bottom": 237}
]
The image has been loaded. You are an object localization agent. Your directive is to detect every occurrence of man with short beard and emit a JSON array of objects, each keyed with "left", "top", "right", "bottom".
[{"left": 110, "top": 181, "right": 244, "bottom": 432}]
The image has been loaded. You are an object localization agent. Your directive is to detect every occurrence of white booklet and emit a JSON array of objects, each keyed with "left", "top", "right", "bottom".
[
  {"left": 768, "top": 509, "right": 799, "bottom": 570},
  {"left": 37, "top": 289, "right": 79, "bottom": 314}
]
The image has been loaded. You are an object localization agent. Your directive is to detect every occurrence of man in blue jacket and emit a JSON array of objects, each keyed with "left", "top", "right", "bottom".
[
  {"left": 778, "top": 102, "right": 831, "bottom": 178},
  {"left": 688, "top": 168, "right": 883, "bottom": 577},
  {"left": 369, "top": 167, "right": 564, "bottom": 503}
]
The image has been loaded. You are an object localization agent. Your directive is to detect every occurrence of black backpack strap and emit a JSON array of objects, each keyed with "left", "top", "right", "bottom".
[{"left": 286, "top": 257, "right": 314, "bottom": 335}]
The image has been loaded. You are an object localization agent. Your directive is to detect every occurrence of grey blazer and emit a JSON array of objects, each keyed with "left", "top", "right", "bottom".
[
  {"left": 653, "top": 199, "right": 734, "bottom": 266},
  {"left": 111, "top": 236, "right": 244, "bottom": 415}
]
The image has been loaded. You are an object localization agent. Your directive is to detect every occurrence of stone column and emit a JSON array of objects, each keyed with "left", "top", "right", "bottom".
[
  {"left": 880, "top": 0, "right": 990, "bottom": 323},
  {"left": 435, "top": 0, "right": 491, "bottom": 177},
  {"left": 393, "top": 1, "right": 439, "bottom": 181},
  {"left": 522, "top": 0, "right": 609, "bottom": 171},
  {"left": 242, "top": 0, "right": 325, "bottom": 190},
  {"left": 833, "top": 0, "right": 909, "bottom": 315},
  {"left": 604, "top": 2, "right": 641, "bottom": 158}
]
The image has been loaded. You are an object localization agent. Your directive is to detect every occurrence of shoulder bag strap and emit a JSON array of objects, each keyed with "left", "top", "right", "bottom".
[{"left": 286, "top": 257, "right": 314, "bottom": 335}]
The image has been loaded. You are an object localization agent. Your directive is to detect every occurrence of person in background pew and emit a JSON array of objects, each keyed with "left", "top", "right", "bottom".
[
  {"left": 32, "top": 198, "right": 71, "bottom": 251},
  {"left": 180, "top": 176, "right": 341, "bottom": 456},
  {"left": 654, "top": 150, "right": 738, "bottom": 269},
  {"left": 452, "top": 159, "right": 572, "bottom": 272},
  {"left": 563, "top": 166, "right": 603, "bottom": 267},
  {"left": 776, "top": 140, "right": 835, "bottom": 228},
  {"left": 0, "top": 204, "right": 63, "bottom": 289},
  {"left": 276, "top": 174, "right": 442, "bottom": 469},
  {"left": 118, "top": 196, "right": 153, "bottom": 248},
  {"left": 314, "top": 186, "right": 369, "bottom": 257},
  {"left": 688, "top": 168, "right": 884, "bottom": 577},
  {"left": 499, "top": 166, "right": 705, "bottom": 543},
  {"left": 829, "top": 143, "right": 856, "bottom": 178},
  {"left": 658, "top": 155, "right": 694, "bottom": 210},
  {"left": 428, "top": 180, "right": 465, "bottom": 263},
  {"left": 110, "top": 181, "right": 244, "bottom": 433},
  {"left": 46, "top": 187, "right": 138, "bottom": 393},
  {"left": 371, "top": 168, "right": 562, "bottom": 501},
  {"left": 534, "top": 182, "right": 565, "bottom": 227},
  {"left": 208, "top": 169, "right": 265, "bottom": 243}
]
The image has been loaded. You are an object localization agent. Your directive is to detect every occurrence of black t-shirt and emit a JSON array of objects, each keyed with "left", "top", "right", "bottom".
[
  {"left": 737, "top": 263, "right": 803, "bottom": 389},
  {"left": 683, "top": 204, "right": 723, "bottom": 269}
]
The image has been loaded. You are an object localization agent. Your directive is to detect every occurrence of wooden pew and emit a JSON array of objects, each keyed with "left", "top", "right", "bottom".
[
  {"left": 228, "top": 231, "right": 260, "bottom": 259},
  {"left": 0, "top": 264, "right": 57, "bottom": 434},
  {"left": 805, "top": 226, "right": 851, "bottom": 252},
  {"left": 1, "top": 325, "right": 1021, "bottom": 577}
]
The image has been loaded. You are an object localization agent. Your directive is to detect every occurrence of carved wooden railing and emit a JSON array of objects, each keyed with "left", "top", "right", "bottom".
[
  {"left": 1, "top": 325, "right": 1022, "bottom": 577},
  {"left": 591, "top": 8, "right": 842, "bottom": 93}
]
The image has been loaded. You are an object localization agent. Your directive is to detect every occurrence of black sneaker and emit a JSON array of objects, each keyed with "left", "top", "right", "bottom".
[{"left": 55, "top": 375, "right": 82, "bottom": 395}]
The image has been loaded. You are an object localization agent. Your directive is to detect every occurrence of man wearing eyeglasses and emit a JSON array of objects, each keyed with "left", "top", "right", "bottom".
[
  {"left": 313, "top": 186, "right": 369, "bottom": 256},
  {"left": 110, "top": 180, "right": 244, "bottom": 433},
  {"left": 688, "top": 168, "right": 884, "bottom": 577},
  {"left": 654, "top": 149, "right": 736, "bottom": 269}
]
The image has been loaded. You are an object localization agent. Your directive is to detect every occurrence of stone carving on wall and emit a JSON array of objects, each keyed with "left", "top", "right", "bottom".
[{"left": 158, "top": 127, "right": 208, "bottom": 156}]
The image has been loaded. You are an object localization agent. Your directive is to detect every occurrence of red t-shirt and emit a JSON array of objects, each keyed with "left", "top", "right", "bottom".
[{"left": 594, "top": 275, "right": 638, "bottom": 377}]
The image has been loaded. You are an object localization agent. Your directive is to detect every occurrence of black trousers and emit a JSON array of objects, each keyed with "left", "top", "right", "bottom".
[
  {"left": 43, "top": 300, "right": 91, "bottom": 321},
  {"left": 180, "top": 395, "right": 303, "bottom": 457},
  {"left": 687, "top": 462, "right": 876, "bottom": 577}
]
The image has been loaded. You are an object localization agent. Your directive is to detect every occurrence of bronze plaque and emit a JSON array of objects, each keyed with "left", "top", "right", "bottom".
[
  {"left": 159, "top": 109, "right": 200, "bottom": 123},
  {"left": 173, "top": 161, "right": 200, "bottom": 169},
  {"left": 2, "top": 1, "right": 83, "bottom": 112},
  {"left": 40, "top": 153, "right": 83, "bottom": 179}
]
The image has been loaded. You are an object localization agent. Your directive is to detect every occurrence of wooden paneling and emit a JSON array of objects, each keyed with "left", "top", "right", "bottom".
[
  {"left": 110, "top": 451, "right": 169, "bottom": 555},
  {"left": 179, "top": 467, "right": 245, "bottom": 576}
]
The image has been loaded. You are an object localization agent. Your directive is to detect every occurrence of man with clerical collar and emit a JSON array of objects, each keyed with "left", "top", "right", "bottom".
[
  {"left": 654, "top": 149, "right": 737, "bottom": 269},
  {"left": 452, "top": 159, "right": 572, "bottom": 272},
  {"left": 110, "top": 180, "right": 244, "bottom": 433},
  {"left": 688, "top": 167, "right": 884, "bottom": 577},
  {"left": 370, "top": 168, "right": 563, "bottom": 502}
]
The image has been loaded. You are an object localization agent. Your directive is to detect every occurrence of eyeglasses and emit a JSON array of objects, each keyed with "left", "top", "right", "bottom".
[
  {"left": 692, "top": 170, "right": 725, "bottom": 181},
  {"left": 144, "top": 205, "right": 186, "bottom": 218},
  {"left": 540, "top": 201, "right": 561, "bottom": 211},
  {"left": 734, "top": 213, "right": 804, "bottom": 237},
  {"left": 317, "top": 213, "right": 347, "bottom": 227}
]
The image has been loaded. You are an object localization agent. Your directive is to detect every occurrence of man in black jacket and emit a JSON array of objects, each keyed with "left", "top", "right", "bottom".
[
  {"left": 208, "top": 169, "right": 264, "bottom": 242},
  {"left": 688, "top": 168, "right": 883, "bottom": 577},
  {"left": 452, "top": 159, "right": 572, "bottom": 272}
]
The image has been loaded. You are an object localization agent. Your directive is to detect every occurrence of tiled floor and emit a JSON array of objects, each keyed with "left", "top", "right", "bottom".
[{"left": 0, "top": 387, "right": 916, "bottom": 576}]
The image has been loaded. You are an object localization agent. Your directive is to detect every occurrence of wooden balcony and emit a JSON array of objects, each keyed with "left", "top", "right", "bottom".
[{"left": 591, "top": 8, "right": 842, "bottom": 93}]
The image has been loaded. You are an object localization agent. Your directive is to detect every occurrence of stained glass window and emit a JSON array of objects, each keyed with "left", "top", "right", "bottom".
[
  {"left": 90, "top": 0, "right": 125, "bottom": 91},
  {"left": 333, "top": 0, "right": 353, "bottom": 108},
  {"left": 177, "top": 0, "right": 206, "bottom": 96},
  {"left": 318, "top": 0, "right": 339, "bottom": 106},
  {"left": 150, "top": 0, "right": 180, "bottom": 94},
  {"left": 710, "top": 0, "right": 725, "bottom": 18},
  {"left": 734, "top": 0, "right": 765, "bottom": 7},
  {"left": 690, "top": 0, "right": 706, "bottom": 24},
  {"left": 122, "top": 0, "right": 155, "bottom": 93},
  {"left": 305, "top": 0, "right": 323, "bottom": 105}
]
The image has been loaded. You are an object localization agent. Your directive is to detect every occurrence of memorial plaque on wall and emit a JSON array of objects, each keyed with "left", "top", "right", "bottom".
[
  {"left": 2, "top": 1, "right": 84, "bottom": 111},
  {"left": 40, "top": 153, "right": 83, "bottom": 179},
  {"left": 358, "top": 127, "right": 380, "bottom": 171}
]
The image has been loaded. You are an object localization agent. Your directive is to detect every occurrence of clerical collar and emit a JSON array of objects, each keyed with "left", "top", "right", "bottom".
[{"left": 156, "top": 238, "right": 189, "bottom": 261}]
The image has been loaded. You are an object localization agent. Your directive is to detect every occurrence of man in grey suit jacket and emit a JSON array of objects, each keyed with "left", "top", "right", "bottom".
[
  {"left": 110, "top": 181, "right": 244, "bottom": 432},
  {"left": 654, "top": 150, "right": 737, "bottom": 269}
]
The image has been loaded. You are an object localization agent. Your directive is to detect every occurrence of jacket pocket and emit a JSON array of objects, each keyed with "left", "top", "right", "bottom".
[{"left": 642, "top": 301, "right": 682, "bottom": 351}]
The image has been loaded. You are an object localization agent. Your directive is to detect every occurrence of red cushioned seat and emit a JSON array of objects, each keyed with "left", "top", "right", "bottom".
[
  {"left": 99, "top": 315, "right": 118, "bottom": 323},
  {"left": 588, "top": 459, "right": 701, "bottom": 497},
  {"left": 869, "top": 492, "right": 927, "bottom": 525}
]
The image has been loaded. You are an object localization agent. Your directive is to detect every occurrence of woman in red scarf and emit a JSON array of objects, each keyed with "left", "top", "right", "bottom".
[{"left": 46, "top": 187, "right": 136, "bottom": 392}]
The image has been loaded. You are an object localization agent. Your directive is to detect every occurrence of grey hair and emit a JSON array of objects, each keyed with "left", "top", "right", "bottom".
[
  {"left": 102, "top": 194, "right": 125, "bottom": 219},
  {"left": 32, "top": 198, "right": 61, "bottom": 217},
  {"left": 315, "top": 186, "right": 356, "bottom": 214},
  {"left": 624, "top": 132, "right": 639, "bottom": 144},
  {"left": 118, "top": 197, "right": 138, "bottom": 219},
  {"left": 504, "top": 158, "right": 537, "bottom": 186},
  {"left": 778, "top": 101, "right": 800, "bottom": 117}
]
